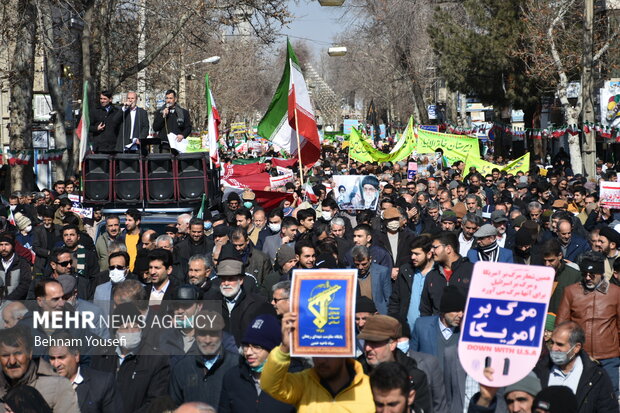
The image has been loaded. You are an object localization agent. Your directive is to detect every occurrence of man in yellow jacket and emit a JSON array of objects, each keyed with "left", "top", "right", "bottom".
[{"left": 260, "top": 312, "right": 375, "bottom": 413}]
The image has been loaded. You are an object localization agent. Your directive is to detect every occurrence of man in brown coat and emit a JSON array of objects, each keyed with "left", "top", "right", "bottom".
[{"left": 557, "top": 250, "right": 620, "bottom": 396}]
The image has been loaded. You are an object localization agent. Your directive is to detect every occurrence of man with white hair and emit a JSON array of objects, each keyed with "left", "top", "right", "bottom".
[
  {"left": 177, "top": 213, "right": 192, "bottom": 240},
  {"left": 174, "top": 402, "right": 217, "bottom": 413},
  {"left": 1, "top": 301, "right": 27, "bottom": 328}
]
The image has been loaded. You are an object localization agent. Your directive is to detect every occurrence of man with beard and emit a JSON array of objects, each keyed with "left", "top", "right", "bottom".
[
  {"left": 205, "top": 259, "right": 274, "bottom": 345},
  {"left": 357, "top": 315, "right": 432, "bottom": 413},
  {"left": 513, "top": 227, "right": 537, "bottom": 265},
  {"left": 370, "top": 362, "right": 418, "bottom": 413},
  {"left": 440, "top": 211, "right": 458, "bottom": 233},
  {"left": 540, "top": 239, "right": 582, "bottom": 314},
  {"left": 0, "top": 232, "right": 32, "bottom": 300},
  {"left": 152, "top": 89, "right": 192, "bottom": 152},
  {"left": 95, "top": 215, "right": 121, "bottom": 270},
  {"left": 120, "top": 208, "right": 142, "bottom": 272},
  {"left": 490, "top": 210, "right": 515, "bottom": 249},
  {"left": 230, "top": 227, "right": 272, "bottom": 295},
  {"left": 187, "top": 254, "right": 213, "bottom": 295},
  {"left": 352, "top": 245, "right": 391, "bottom": 315},
  {"left": 556, "top": 219, "right": 590, "bottom": 262},
  {"left": 0, "top": 326, "right": 79, "bottom": 412},
  {"left": 261, "top": 312, "right": 374, "bottom": 411},
  {"left": 345, "top": 224, "right": 392, "bottom": 270},
  {"left": 388, "top": 236, "right": 434, "bottom": 331},
  {"left": 61, "top": 225, "right": 99, "bottom": 300},
  {"left": 596, "top": 226, "right": 620, "bottom": 279},
  {"left": 147, "top": 248, "right": 177, "bottom": 305},
  {"left": 556, "top": 252, "right": 620, "bottom": 396},
  {"left": 32, "top": 207, "right": 61, "bottom": 275},
  {"left": 467, "top": 224, "right": 514, "bottom": 263},
  {"left": 420, "top": 233, "right": 473, "bottom": 317},
  {"left": 176, "top": 218, "right": 215, "bottom": 264}
]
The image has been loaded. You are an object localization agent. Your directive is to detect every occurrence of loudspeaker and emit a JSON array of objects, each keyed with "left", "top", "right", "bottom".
[
  {"left": 82, "top": 155, "right": 111, "bottom": 202},
  {"left": 146, "top": 154, "right": 175, "bottom": 202},
  {"left": 176, "top": 153, "right": 207, "bottom": 201},
  {"left": 114, "top": 154, "right": 142, "bottom": 202}
]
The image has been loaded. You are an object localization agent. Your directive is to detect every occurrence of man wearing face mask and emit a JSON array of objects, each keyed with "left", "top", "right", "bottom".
[
  {"left": 219, "top": 314, "right": 296, "bottom": 413},
  {"left": 316, "top": 198, "right": 353, "bottom": 240},
  {"left": 556, "top": 251, "right": 620, "bottom": 397},
  {"left": 375, "top": 207, "right": 415, "bottom": 281},
  {"left": 14, "top": 212, "right": 33, "bottom": 250},
  {"left": 91, "top": 302, "right": 170, "bottom": 413},
  {"left": 94, "top": 251, "right": 137, "bottom": 317},
  {"left": 170, "top": 310, "right": 238, "bottom": 407},
  {"left": 256, "top": 208, "right": 284, "bottom": 251},
  {"left": 534, "top": 321, "right": 617, "bottom": 412},
  {"left": 262, "top": 216, "right": 298, "bottom": 261}
]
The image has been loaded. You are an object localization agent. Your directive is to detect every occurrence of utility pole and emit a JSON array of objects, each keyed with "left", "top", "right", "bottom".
[{"left": 581, "top": 0, "right": 596, "bottom": 178}]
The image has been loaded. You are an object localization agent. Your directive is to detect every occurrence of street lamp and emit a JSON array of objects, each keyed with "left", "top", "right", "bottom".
[
  {"left": 179, "top": 55, "right": 220, "bottom": 105},
  {"left": 328, "top": 46, "right": 347, "bottom": 56},
  {"left": 319, "top": 0, "right": 345, "bottom": 5}
]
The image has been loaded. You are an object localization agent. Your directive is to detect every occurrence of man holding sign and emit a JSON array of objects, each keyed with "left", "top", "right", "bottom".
[{"left": 260, "top": 312, "right": 374, "bottom": 412}]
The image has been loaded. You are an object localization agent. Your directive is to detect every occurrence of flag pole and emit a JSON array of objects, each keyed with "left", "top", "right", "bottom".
[{"left": 293, "top": 104, "right": 304, "bottom": 187}]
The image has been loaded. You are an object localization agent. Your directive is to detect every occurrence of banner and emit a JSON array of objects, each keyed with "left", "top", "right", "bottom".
[
  {"left": 291, "top": 269, "right": 357, "bottom": 357},
  {"left": 600, "top": 181, "right": 620, "bottom": 208},
  {"left": 222, "top": 163, "right": 266, "bottom": 179},
  {"left": 415, "top": 129, "right": 480, "bottom": 160},
  {"left": 332, "top": 175, "right": 380, "bottom": 210},
  {"left": 348, "top": 119, "right": 416, "bottom": 163},
  {"left": 459, "top": 262, "right": 554, "bottom": 387},
  {"left": 465, "top": 153, "right": 530, "bottom": 176}
]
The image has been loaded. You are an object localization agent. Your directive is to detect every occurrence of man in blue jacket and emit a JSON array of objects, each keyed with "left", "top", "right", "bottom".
[{"left": 352, "top": 245, "right": 392, "bottom": 315}]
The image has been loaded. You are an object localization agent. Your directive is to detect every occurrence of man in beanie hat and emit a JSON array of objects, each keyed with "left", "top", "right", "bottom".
[
  {"left": 0, "top": 232, "right": 31, "bottom": 299},
  {"left": 224, "top": 192, "right": 242, "bottom": 225},
  {"left": 263, "top": 246, "right": 297, "bottom": 302},
  {"left": 219, "top": 314, "right": 295, "bottom": 413},
  {"left": 13, "top": 212, "right": 32, "bottom": 250},
  {"left": 412, "top": 285, "right": 465, "bottom": 370},
  {"left": 440, "top": 211, "right": 458, "bottom": 232},
  {"left": 466, "top": 224, "right": 514, "bottom": 263},
  {"left": 170, "top": 310, "right": 238, "bottom": 408},
  {"left": 532, "top": 386, "right": 577, "bottom": 413},
  {"left": 534, "top": 321, "right": 617, "bottom": 413},
  {"left": 469, "top": 370, "right": 541, "bottom": 412},
  {"left": 556, "top": 251, "right": 620, "bottom": 395},
  {"left": 513, "top": 227, "right": 535, "bottom": 265},
  {"left": 356, "top": 314, "right": 432, "bottom": 413}
]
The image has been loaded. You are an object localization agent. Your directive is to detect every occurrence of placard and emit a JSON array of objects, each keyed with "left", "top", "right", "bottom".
[
  {"left": 599, "top": 181, "right": 620, "bottom": 208},
  {"left": 458, "top": 262, "right": 554, "bottom": 387},
  {"left": 407, "top": 162, "right": 417, "bottom": 179},
  {"left": 290, "top": 269, "right": 357, "bottom": 357},
  {"left": 332, "top": 175, "right": 380, "bottom": 210}
]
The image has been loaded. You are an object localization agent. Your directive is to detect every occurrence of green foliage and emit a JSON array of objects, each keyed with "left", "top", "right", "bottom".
[{"left": 429, "top": 0, "right": 539, "bottom": 109}]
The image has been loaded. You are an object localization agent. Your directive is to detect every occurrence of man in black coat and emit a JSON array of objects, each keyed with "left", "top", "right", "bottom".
[
  {"left": 0, "top": 232, "right": 32, "bottom": 300},
  {"left": 204, "top": 258, "right": 275, "bottom": 345},
  {"left": 116, "top": 91, "right": 150, "bottom": 154},
  {"left": 32, "top": 207, "right": 62, "bottom": 276},
  {"left": 534, "top": 321, "right": 617, "bottom": 413},
  {"left": 357, "top": 314, "right": 432, "bottom": 413},
  {"left": 90, "top": 303, "right": 170, "bottom": 413},
  {"left": 48, "top": 331, "right": 123, "bottom": 413},
  {"left": 152, "top": 89, "right": 192, "bottom": 152},
  {"left": 89, "top": 90, "right": 122, "bottom": 153}
]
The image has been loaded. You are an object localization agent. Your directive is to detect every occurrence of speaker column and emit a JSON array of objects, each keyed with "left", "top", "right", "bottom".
[
  {"left": 146, "top": 154, "right": 175, "bottom": 202},
  {"left": 176, "top": 153, "right": 208, "bottom": 201},
  {"left": 114, "top": 154, "right": 142, "bottom": 202},
  {"left": 82, "top": 154, "right": 112, "bottom": 203}
]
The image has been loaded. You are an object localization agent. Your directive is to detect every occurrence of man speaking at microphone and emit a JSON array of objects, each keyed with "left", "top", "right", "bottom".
[
  {"left": 153, "top": 89, "right": 192, "bottom": 153},
  {"left": 116, "top": 91, "right": 150, "bottom": 155}
]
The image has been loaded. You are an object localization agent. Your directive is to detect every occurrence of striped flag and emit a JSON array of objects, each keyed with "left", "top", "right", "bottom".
[
  {"left": 258, "top": 40, "right": 320, "bottom": 167},
  {"left": 205, "top": 74, "right": 220, "bottom": 166},
  {"left": 77, "top": 81, "right": 90, "bottom": 164}
]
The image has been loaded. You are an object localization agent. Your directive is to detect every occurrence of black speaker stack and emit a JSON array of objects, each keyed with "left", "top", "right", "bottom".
[{"left": 81, "top": 153, "right": 217, "bottom": 205}]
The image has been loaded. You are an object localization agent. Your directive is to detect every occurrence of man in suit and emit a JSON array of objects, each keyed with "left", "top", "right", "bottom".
[
  {"left": 411, "top": 285, "right": 465, "bottom": 370},
  {"left": 116, "top": 91, "right": 150, "bottom": 154},
  {"left": 90, "top": 90, "right": 122, "bottom": 154},
  {"left": 374, "top": 207, "right": 415, "bottom": 281},
  {"left": 152, "top": 89, "right": 192, "bottom": 153},
  {"left": 146, "top": 248, "right": 178, "bottom": 306},
  {"left": 352, "top": 245, "right": 391, "bottom": 315},
  {"left": 48, "top": 331, "right": 122, "bottom": 413}
]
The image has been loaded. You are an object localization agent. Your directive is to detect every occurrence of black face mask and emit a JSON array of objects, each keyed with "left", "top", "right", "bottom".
[{"left": 515, "top": 247, "right": 531, "bottom": 258}]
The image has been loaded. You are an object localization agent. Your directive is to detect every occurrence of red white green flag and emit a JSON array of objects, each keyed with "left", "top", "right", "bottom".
[{"left": 205, "top": 74, "right": 220, "bottom": 166}]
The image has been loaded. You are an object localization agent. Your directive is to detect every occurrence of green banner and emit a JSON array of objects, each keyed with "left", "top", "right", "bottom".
[
  {"left": 415, "top": 129, "right": 480, "bottom": 160},
  {"left": 465, "top": 152, "right": 530, "bottom": 175},
  {"left": 348, "top": 117, "right": 416, "bottom": 163}
]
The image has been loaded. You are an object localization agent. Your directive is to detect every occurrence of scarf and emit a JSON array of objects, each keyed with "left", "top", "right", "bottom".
[
  {"left": 478, "top": 240, "right": 500, "bottom": 262},
  {"left": 76, "top": 245, "right": 86, "bottom": 275}
]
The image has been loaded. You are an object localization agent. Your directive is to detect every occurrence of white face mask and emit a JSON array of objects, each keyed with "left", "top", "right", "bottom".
[
  {"left": 9, "top": 206, "right": 16, "bottom": 212},
  {"left": 322, "top": 211, "right": 333, "bottom": 221},
  {"left": 268, "top": 223, "right": 281, "bottom": 233},
  {"left": 117, "top": 331, "right": 141, "bottom": 350},
  {"left": 109, "top": 269, "right": 127, "bottom": 284},
  {"left": 386, "top": 221, "right": 400, "bottom": 232},
  {"left": 24, "top": 225, "right": 32, "bottom": 233}
]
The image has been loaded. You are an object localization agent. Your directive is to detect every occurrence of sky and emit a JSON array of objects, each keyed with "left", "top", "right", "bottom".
[{"left": 279, "top": 1, "right": 348, "bottom": 57}]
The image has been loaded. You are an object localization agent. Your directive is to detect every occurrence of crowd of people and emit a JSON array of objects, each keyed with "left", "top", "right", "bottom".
[{"left": 1, "top": 126, "right": 620, "bottom": 413}]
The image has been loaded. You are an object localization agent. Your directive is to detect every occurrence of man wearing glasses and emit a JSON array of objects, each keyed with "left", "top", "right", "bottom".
[{"left": 556, "top": 250, "right": 620, "bottom": 397}]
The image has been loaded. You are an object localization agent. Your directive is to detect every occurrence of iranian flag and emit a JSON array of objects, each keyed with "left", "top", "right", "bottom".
[
  {"left": 205, "top": 74, "right": 220, "bottom": 166},
  {"left": 76, "top": 80, "right": 90, "bottom": 164},
  {"left": 258, "top": 40, "right": 320, "bottom": 167}
]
